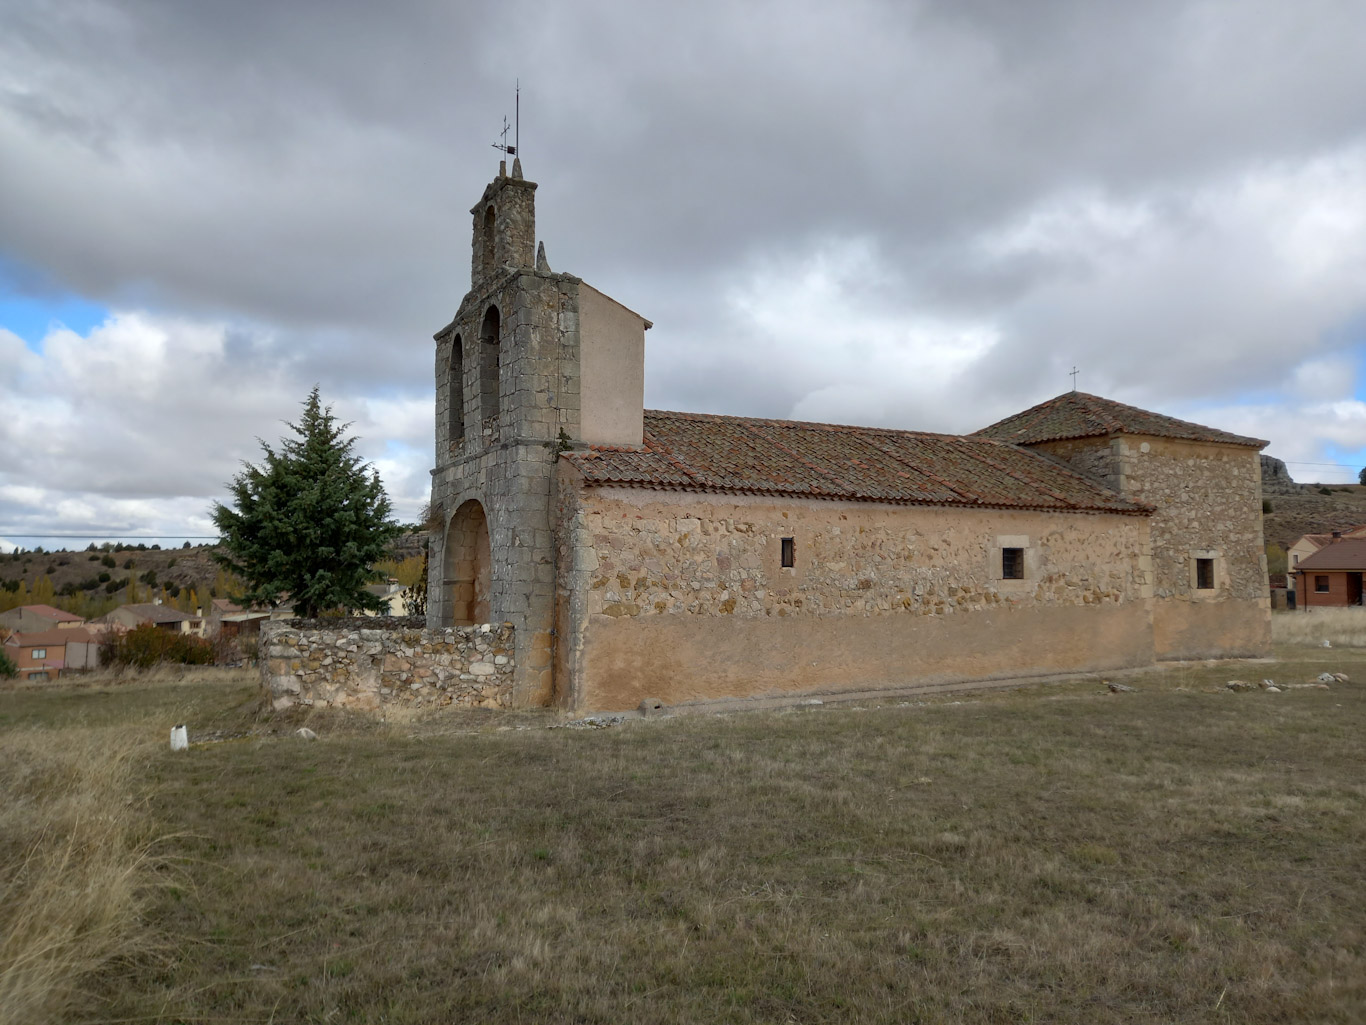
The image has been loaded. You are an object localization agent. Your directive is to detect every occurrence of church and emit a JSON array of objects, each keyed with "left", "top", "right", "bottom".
[{"left": 427, "top": 160, "right": 1271, "bottom": 712}]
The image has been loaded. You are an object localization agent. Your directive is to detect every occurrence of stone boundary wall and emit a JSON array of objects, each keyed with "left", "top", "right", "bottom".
[{"left": 260, "top": 617, "right": 515, "bottom": 712}]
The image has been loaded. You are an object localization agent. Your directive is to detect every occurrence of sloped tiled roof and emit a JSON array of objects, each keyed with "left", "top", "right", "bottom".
[
  {"left": 12, "top": 628, "right": 96, "bottom": 646},
  {"left": 107, "top": 603, "right": 200, "bottom": 624},
  {"left": 1295, "top": 540, "right": 1366, "bottom": 571},
  {"left": 13, "top": 604, "right": 84, "bottom": 623},
  {"left": 974, "top": 392, "right": 1267, "bottom": 448},
  {"left": 563, "top": 411, "right": 1148, "bottom": 515}
]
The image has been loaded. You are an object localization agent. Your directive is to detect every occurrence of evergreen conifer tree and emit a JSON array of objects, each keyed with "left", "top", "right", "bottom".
[{"left": 212, "top": 388, "right": 402, "bottom": 618}]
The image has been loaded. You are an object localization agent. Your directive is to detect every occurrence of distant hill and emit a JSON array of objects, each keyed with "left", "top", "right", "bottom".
[
  {"left": 0, "top": 529, "right": 428, "bottom": 618},
  {"left": 1259, "top": 455, "right": 1366, "bottom": 548}
]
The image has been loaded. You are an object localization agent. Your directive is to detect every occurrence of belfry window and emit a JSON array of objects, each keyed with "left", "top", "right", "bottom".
[
  {"left": 479, "top": 305, "right": 500, "bottom": 424},
  {"left": 481, "top": 206, "right": 496, "bottom": 279},
  {"left": 448, "top": 334, "right": 464, "bottom": 447},
  {"left": 780, "top": 537, "right": 796, "bottom": 568}
]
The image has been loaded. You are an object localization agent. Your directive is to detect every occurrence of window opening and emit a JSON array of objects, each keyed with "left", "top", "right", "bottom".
[
  {"left": 780, "top": 537, "right": 796, "bottom": 568},
  {"left": 1196, "top": 558, "right": 1214, "bottom": 590},
  {"left": 1002, "top": 547, "right": 1024, "bottom": 580},
  {"left": 481, "top": 206, "right": 496, "bottom": 278},
  {"left": 479, "top": 306, "right": 500, "bottom": 425},
  {"left": 32, "top": 648, "right": 47, "bottom": 659},
  {"left": 1315, "top": 575, "right": 1330, "bottom": 593},
  {"left": 448, "top": 334, "right": 464, "bottom": 447}
]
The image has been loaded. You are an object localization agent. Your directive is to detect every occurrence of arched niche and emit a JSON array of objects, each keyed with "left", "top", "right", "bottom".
[
  {"left": 479, "top": 305, "right": 500, "bottom": 425},
  {"left": 444, "top": 499, "right": 491, "bottom": 626},
  {"left": 448, "top": 333, "right": 464, "bottom": 447},
  {"left": 481, "top": 205, "right": 496, "bottom": 279}
]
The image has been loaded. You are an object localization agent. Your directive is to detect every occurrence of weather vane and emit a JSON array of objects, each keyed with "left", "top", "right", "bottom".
[
  {"left": 491, "top": 81, "right": 521, "bottom": 158},
  {"left": 1070, "top": 366, "right": 1079, "bottom": 392}
]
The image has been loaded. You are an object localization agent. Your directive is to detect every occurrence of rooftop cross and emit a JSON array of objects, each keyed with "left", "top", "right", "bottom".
[{"left": 1070, "top": 366, "right": 1079, "bottom": 392}]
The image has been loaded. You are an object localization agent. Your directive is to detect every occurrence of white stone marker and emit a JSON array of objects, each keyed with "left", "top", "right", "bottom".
[{"left": 170, "top": 724, "right": 189, "bottom": 751}]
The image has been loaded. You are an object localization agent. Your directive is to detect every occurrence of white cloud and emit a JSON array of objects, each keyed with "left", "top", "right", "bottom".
[{"left": 0, "top": 311, "right": 431, "bottom": 541}]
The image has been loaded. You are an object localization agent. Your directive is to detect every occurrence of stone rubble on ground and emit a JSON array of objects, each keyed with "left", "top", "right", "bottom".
[
  {"left": 550, "top": 715, "right": 627, "bottom": 730},
  {"left": 295, "top": 727, "right": 318, "bottom": 740},
  {"left": 1226, "top": 680, "right": 1254, "bottom": 691},
  {"left": 1106, "top": 681, "right": 1136, "bottom": 693}
]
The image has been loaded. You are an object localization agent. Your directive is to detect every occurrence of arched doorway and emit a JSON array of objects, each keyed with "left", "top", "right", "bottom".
[{"left": 444, "top": 499, "right": 491, "bottom": 626}]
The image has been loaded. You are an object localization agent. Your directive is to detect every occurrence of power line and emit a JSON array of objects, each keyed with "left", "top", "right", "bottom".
[{"left": 0, "top": 538, "right": 221, "bottom": 546}]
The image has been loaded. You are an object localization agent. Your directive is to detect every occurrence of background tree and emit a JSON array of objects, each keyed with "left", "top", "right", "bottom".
[
  {"left": 212, "top": 388, "right": 402, "bottom": 618},
  {"left": 1359, "top": 466, "right": 1366, "bottom": 486}
]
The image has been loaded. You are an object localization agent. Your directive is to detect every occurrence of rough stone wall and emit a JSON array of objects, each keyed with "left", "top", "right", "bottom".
[
  {"left": 1030, "top": 435, "right": 1270, "bottom": 658},
  {"left": 429, "top": 166, "right": 585, "bottom": 705},
  {"left": 555, "top": 472, "right": 1156, "bottom": 709},
  {"left": 260, "top": 619, "right": 515, "bottom": 712}
]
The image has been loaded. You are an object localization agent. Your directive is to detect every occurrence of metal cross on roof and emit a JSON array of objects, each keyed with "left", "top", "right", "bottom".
[
  {"left": 1070, "top": 366, "right": 1079, "bottom": 391},
  {"left": 492, "top": 115, "right": 515, "bottom": 157}
]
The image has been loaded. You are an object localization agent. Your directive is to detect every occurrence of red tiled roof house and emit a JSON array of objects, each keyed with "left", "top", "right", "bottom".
[
  {"left": 1292, "top": 539, "right": 1366, "bottom": 609},
  {"left": 5, "top": 627, "right": 99, "bottom": 682}
]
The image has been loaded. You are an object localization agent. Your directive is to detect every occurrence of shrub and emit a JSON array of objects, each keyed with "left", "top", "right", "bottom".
[
  {"left": 0, "top": 650, "right": 16, "bottom": 679},
  {"left": 97, "top": 572, "right": 111, "bottom": 583},
  {"left": 122, "top": 559, "right": 133, "bottom": 570},
  {"left": 101, "top": 555, "right": 116, "bottom": 569},
  {"left": 139, "top": 570, "right": 157, "bottom": 587},
  {"left": 1320, "top": 487, "right": 1334, "bottom": 495},
  {"left": 88, "top": 554, "right": 100, "bottom": 562},
  {"left": 99, "top": 624, "right": 214, "bottom": 669},
  {"left": 104, "top": 580, "right": 122, "bottom": 595}
]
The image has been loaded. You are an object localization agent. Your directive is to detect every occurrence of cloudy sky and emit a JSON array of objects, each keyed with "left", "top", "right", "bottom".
[{"left": 3, "top": 0, "right": 1366, "bottom": 549}]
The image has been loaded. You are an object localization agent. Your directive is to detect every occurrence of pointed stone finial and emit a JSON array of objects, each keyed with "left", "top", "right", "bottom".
[
  {"left": 511, "top": 156, "right": 523, "bottom": 179},
  {"left": 536, "top": 241, "right": 550, "bottom": 272}
]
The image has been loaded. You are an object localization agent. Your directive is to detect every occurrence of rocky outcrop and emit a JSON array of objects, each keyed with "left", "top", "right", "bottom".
[{"left": 1261, "top": 455, "right": 1306, "bottom": 496}]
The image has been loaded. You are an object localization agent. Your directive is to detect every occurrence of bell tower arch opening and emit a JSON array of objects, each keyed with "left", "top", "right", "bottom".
[
  {"left": 447, "top": 333, "right": 464, "bottom": 447},
  {"left": 444, "top": 499, "right": 491, "bottom": 626},
  {"left": 479, "top": 304, "right": 500, "bottom": 426},
  {"left": 481, "top": 205, "right": 496, "bottom": 281}
]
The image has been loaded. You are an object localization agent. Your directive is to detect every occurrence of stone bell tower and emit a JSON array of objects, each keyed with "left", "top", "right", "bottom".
[{"left": 427, "top": 158, "right": 651, "bottom": 705}]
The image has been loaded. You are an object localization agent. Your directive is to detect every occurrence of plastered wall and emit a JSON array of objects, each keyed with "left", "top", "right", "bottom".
[{"left": 555, "top": 474, "right": 1156, "bottom": 710}]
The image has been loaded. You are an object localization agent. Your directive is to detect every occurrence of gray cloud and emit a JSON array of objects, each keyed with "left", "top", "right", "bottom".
[{"left": 3, "top": 0, "right": 1366, "bottom": 544}]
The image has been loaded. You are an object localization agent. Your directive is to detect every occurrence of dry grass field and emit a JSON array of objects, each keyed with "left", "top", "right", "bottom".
[
  {"left": 3, "top": 649, "right": 1365, "bottom": 1024},
  {"left": 1272, "top": 606, "right": 1366, "bottom": 648}
]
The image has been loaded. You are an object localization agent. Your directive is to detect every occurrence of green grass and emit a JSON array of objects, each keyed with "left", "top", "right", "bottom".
[{"left": 4, "top": 655, "right": 1366, "bottom": 1023}]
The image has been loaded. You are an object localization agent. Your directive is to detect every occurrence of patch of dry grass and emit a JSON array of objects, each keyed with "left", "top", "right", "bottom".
[
  {"left": 1273, "top": 607, "right": 1366, "bottom": 647},
  {"left": 5, "top": 654, "right": 1366, "bottom": 1023},
  {"left": 0, "top": 728, "right": 153, "bottom": 1025}
]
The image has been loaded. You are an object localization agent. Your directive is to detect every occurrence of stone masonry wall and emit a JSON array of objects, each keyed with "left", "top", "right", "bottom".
[
  {"left": 260, "top": 618, "right": 515, "bottom": 712},
  {"left": 555, "top": 473, "right": 1157, "bottom": 709},
  {"left": 1030, "top": 435, "right": 1270, "bottom": 658}
]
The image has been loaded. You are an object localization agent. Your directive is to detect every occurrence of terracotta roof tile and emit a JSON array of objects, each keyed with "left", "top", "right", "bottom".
[
  {"left": 11, "top": 628, "right": 97, "bottom": 646},
  {"left": 564, "top": 411, "right": 1148, "bottom": 515},
  {"left": 1295, "top": 540, "right": 1366, "bottom": 571},
  {"left": 12, "top": 604, "right": 85, "bottom": 622},
  {"left": 974, "top": 392, "right": 1267, "bottom": 448}
]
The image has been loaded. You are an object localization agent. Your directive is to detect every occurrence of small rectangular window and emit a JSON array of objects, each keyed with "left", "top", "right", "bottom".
[
  {"left": 1292, "top": 553, "right": 1299, "bottom": 564},
  {"left": 1002, "top": 548, "right": 1024, "bottom": 580},
  {"left": 780, "top": 537, "right": 796, "bottom": 568},
  {"left": 1195, "top": 558, "right": 1214, "bottom": 590},
  {"left": 28, "top": 672, "right": 45, "bottom": 681},
  {"left": 31, "top": 648, "right": 46, "bottom": 659},
  {"left": 1316, "top": 575, "right": 1330, "bottom": 593}
]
